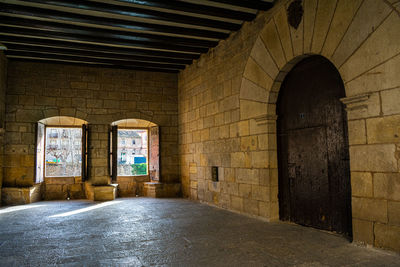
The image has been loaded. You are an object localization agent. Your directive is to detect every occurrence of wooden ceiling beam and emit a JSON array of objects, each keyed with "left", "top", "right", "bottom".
[
  {"left": 207, "top": 0, "right": 273, "bottom": 10},
  {"left": 115, "top": 0, "right": 256, "bottom": 21},
  {"left": 8, "top": 58, "right": 179, "bottom": 73},
  {"left": 0, "top": 26, "right": 208, "bottom": 54},
  {"left": 0, "top": 3, "right": 229, "bottom": 40},
  {"left": 0, "top": 35, "right": 198, "bottom": 60},
  {"left": 16, "top": 0, "right": 242, "bottom": 31},
  {"left": 6, "top": 50, "right": 185, "bottom": 70},
  {"left": 1, "top": 0, "right": 275, "bottom": 73},
  {"left": 0, "top": 15, "right": 218, "bottom": 48},
  {"left": 3, "top": 43, "right": 192, "bottom": 65}
]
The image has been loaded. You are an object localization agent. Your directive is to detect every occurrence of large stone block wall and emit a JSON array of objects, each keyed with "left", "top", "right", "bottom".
[
  {"left": 178, "top": 9, "right": 272, "bottom": 212},
  {"left": 0, "top": 52, "right": 7, "bottom": 205},
  {"left": 44, "top": 177, "right": 85, "bottom": 200},
  {"left": 179, "top": 0, "right": 400, "bottom": 252},
  {"left": 4, "top": 62, "right": 179, "bottom": 193}
]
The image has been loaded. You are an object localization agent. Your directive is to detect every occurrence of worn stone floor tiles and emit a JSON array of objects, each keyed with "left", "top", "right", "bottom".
[{"left": 0, "top": 198, "right": 399, "bottom": 266}]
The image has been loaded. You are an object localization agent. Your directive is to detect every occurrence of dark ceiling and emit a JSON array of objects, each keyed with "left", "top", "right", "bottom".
[{"left": 0, "top": 0, "right": 274, "bottom": 73}]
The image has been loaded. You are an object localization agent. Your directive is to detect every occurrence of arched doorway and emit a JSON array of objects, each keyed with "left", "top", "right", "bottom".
[{"left": 277, "top": 56, "right": 352, "bottom": 238}]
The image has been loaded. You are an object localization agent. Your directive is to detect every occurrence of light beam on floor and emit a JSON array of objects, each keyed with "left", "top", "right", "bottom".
[
  {"left": 50, "top": 201, "right": 122, "bottom": 218},
  {"left": 0, "top": 204, "right": 44, "bottom": 215}
]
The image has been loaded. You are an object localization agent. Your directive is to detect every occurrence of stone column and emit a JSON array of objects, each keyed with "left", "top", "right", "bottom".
[{"left": 88, "top": 124, "right": 109, "bottom": 185}]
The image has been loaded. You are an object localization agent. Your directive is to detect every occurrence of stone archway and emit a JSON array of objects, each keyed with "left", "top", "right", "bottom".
[{"left": 239, "top": 0, "right": 400, "bottom": 249}]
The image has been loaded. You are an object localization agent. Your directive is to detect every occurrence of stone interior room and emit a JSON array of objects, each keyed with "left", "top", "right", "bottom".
[{"left": 0, "top": 0, "right": 399, "bottom": 265}]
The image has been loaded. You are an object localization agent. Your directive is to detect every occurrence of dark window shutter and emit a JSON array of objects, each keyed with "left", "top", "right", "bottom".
[
  {"left": 86, "top": 124, "right": 91, "bottom": 180},
  {"left": 108, "top": 127, "right": 111, "bottom": 177},
  {"left": 81, "top": 124, "right": 89, "bottom": 182},
  {"left": 35, "top": 122, "right": 45, "bottom": 183},
  {"left": 34, "top": 123, "right": 37, "bottom": 183},
  {"left": 111, "top": 125, "right": 118, "bottom": 183},
  {"left": 149, "top": 126, "right": 160, "bottom": 181}
]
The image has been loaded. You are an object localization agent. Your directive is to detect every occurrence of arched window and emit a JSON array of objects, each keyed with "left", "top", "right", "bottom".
[
  {"left": 109, "top": 119, "right": 159, "bottom": 183},
  {"left": 35, "top": 116, "right": 89, "bottom": 183}
]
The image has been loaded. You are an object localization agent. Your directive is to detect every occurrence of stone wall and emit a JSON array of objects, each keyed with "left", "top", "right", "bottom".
[
  {"left": 0, "top": 51, "right": 7, "bottom": 205},
  {"left": 178, "top": 8, "right": 273, "bottom": 206},
  {"left": 118, "top": 175, "right": 148, "bottom": 197},
  {"left": 179, "top": 0, "right": 400, "bottom": 252},
  {"left": 44, "top": 177, "right": 85, "bottom": 200},
  {"left": 4, "top": 62, "right": 179, "bottom": 196}
]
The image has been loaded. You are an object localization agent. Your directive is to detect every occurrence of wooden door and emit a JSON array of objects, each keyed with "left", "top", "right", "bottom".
[{"left": 277, "top": 56, "right": 352, "bottom": 237}]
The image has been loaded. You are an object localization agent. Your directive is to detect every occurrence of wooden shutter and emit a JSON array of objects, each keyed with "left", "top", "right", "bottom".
[
  {"left": 34, "top": 122, "right": 45, "bottom": 183},
  {"left": 108, "top": 127, "right": 111, "bottom": 177},
  {"left": 86, "top": 124, "right": 91, "bottom": 180},
  {"left": 149, "top": 126, "right": 160, "bottom": 182},
  {"left": 110, "top": 125, "right": 118, "bottom": 183},
  {"left": 81, "top": 124, "right": 89, "bottom": 182}
]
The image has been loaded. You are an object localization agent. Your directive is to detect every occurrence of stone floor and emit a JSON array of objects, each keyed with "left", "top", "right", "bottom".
[{"left": 0, "top": 198, "right": 399, "bottom": 266}]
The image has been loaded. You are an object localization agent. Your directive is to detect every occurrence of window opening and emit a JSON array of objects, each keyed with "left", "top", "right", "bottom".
[
  {"left": 117, "top": 129, "right": 148, "bottom": 176},
  {"left": 45, "top": 127, "right": 82, "bottom": 177}
]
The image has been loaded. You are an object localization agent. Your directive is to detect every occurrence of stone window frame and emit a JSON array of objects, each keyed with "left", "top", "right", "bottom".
[
  {"left": 110, "top": 119, "right": 160, "bottom": 183},
  {"left": 35, "top": 116, "right": 89, "bottom": 183}
]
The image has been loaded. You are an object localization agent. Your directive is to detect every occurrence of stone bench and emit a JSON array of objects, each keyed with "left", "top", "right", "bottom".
[
  {"left": 85, "top": 182, "right": 118, "bottom": 201},
  {"left": 143, "top": 182, "right": 181, "bottom": 198},
  {"left": 1, "top": 184, "right": 41, "bottom": 205}
]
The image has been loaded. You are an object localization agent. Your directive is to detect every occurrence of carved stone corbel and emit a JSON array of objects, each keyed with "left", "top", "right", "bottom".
[
  {"left": 254, "top": 114, "right": 278, "bottom": 125},
  {"left": 340, "top": 94, "right": 370, "bottom": 112}
]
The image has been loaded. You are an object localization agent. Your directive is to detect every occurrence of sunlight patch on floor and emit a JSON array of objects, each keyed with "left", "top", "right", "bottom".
[
  {"left": 0, "top": 205, "right": 44, "bottom": 215},
  {"left": 50, "top": 201, "right": 122, "bottom": 218}
]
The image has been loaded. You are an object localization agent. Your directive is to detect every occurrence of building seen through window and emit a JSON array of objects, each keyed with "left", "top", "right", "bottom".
[
  {"left": 117, "top": 129, "right": 148, "bottom": 176},
  {"left": 45, "top": 127, "right": 82, "bottom": 177}
]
